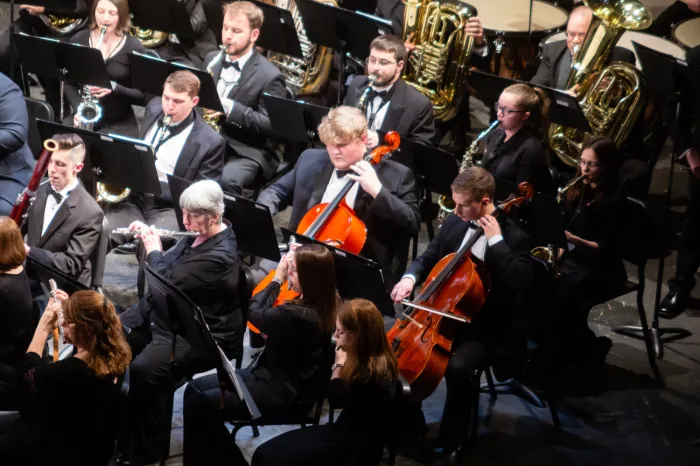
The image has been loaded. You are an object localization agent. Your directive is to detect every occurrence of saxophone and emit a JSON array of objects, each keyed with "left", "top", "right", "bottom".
[
  {"left": 268, "top": 0, "right": 336, "bottom": 97},
  {"left": 357, "top": 75, "right": 378, "bottom": 113},
  {"left": 75, "top": 26, "right": 107, "bottom": 131},
  {"left": 437, "top": 120, "right": 499, "bottom": 223},
  {"left": 547, "top": 0, "right": 652, "bottom": 167}
]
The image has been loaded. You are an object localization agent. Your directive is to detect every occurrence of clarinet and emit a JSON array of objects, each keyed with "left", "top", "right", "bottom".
[
  {"left": 152, "top": 114, "right": 172, "bottom": 151},
  {"left": 49, "top": 279, "right": 63, "bottom": 363}
]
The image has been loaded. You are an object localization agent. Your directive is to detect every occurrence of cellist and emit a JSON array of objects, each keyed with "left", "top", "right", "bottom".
[
  {"left": 256, "top": 106, "right": 421, "bottom": 296},
  {"left": 390, "top": 167, "right": 537, "bottom": 459}
]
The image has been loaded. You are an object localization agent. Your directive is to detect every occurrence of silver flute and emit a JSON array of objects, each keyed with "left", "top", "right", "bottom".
[{"left": 112, "top": 227, "right": 200, "bottom": 237}]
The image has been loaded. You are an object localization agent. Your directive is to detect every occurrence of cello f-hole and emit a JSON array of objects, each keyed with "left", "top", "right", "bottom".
[{"left": 420, "top": 315, "right": 433, "bottom": 343}]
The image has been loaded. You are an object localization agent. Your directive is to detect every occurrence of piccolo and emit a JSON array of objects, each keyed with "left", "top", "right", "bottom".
[{"left": 112, "top": 228, "right": 200, "bottom": 237}]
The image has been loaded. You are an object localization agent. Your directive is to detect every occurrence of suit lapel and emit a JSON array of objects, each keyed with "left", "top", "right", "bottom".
[
  {"left": 380, "top": 81, "right": 407, "bottom": 133},
  {"left": 173, "top": 113, "right": 201, "bottom": 179},
  {"left": 227, "top": 50, "right": 259, "bottom": 101},
  {"left": 140, "top": 100, "right": 162, "bottom": 140},
  {"left": 29, "top": 184, "right": 49, "bottom": 245},
  {"left": 307, "top": 159, "right": 335, "bottom": 211},
  {"left": 551, "top": 42, "right": 568, "bottom": 88},
  {"left": 38, "top": 190, "right": 77, "bottom": 247}
]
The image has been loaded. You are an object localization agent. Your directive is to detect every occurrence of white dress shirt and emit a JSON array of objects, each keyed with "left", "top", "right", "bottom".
[
  {"left": 213, "top": 48, "right": 254, "bottom": 115},
  {"left": 366, "top": 82, "right": 394, "bottom": 131},
  {"left": 144, "top": 117, "right": 195, "bottom": 182},
  {"left": 320, "top": 169, "right": 360, "bottom": 210},
  {"left": 42, "top": 178, "right": 80, "bottom": 236}
]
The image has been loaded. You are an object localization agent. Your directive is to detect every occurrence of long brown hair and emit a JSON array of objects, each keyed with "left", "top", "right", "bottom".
[
  {"left": 0, "top": 216, "right": 25, "bottom": 272},
  {"left": 294, "top": 245, "right": 337, "bottom": 333},
  {"left": 504, "top": 83, "right": 550, "bottom": 138},
  {"left": 62, "top": 291, "right": 131, "bottom": 377},
  {"left": 90, "top": 0, "right": 131, "bottom": 35},
  {"left": 566, "top": 135, "right": 620, "bottom": 205},
  {"left": 337, "top": 299, "right": 398, "bottom": 385}
]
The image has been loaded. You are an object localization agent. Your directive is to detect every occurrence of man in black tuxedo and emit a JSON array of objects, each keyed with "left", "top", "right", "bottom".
[
  {"left": 23, "top": 133, "right": 102, "bottom": 286},
  {"left": 257, "top": 105, "right": 421, "bottom": 292},
  {"left": 647, "top": 1, "right": 699, "bottom": 38},
  {"left": 203, "top": 1, "right": 287, "bottom": 197},
  {"left": 391, "top": 167, "right": 536, "bottom": 458},
  {"left": 107, "top": 70, "right": 224, "bottom": 250},
  {"left": 343, "top": 34, "right": 436, "bottom": 147},
  {"left": 0, "top": 72, "right": 34, "bottom": 217}
]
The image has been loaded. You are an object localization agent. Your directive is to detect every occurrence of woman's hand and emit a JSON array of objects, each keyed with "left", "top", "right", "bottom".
[
  {"left": 20, "top": 5, "right": 45, "bottom": 15},
  {"left": 334, "top": 345, "right": 347, "bottom": 365},
  {"left": 39, "top": 300, "right": 60, "bottom": 334},
  {"left": 274, "top": 253, "right": 292, "bottom": 283},
  {"left": 87, "top": 86, "right": 112, "bottom": 99},
  {"left": 137, "top": 225, "right": 162, "bottom": 255}
]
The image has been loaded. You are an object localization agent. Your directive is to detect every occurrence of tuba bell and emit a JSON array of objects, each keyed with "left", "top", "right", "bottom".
[
  {"left": 547, "top": 0, "right": 652, "bottom": 167},
  {"left": 39, "top": 15, "right": 88, "bottom": 36},
  {"left": 131, "top": 27, "right": 170, "bottom": 49},
  {"left": 401, "top": 0, "right": 476, "bottom": 122}
]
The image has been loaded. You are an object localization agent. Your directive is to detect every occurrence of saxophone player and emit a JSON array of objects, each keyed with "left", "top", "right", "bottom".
[{"left": 203, "top": 1, "right": 287, "bottom": 198}]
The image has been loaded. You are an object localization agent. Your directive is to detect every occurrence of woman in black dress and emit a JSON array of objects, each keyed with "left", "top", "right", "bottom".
[
  {"left": 65, "top": 0, "right": 146, "bottom": 137},
  {"left": 481, "top": 83, "right": 554, "bottom": 195},
  {"left": 251, "top": 299, "right": 399, "bottom": 466},
  {"left": 0, "top": 216, "right": 36, "bottom": 409},
  {"left": 0, "top": 289, "right": 132, "bottom": 466},
  {"left": 183, "top": 244, "right": 338, "bottom": 466}
]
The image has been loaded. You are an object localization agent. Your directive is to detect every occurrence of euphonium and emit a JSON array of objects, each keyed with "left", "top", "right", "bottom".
[
  {"left": 547, "top": 0, "right": 652, "bottom": 167},
  {"left": 401, "top": 0, "right": 476, "bottom": 122},
  {"left": 130, "top": 27, "right": 170, "bottom": 48},
  {"left": 75, "top": 25, "right": 107, "bottom": 131},
  {"left": 268, "top": 0, "right": 336, "bottom": 96},
  {"left": 437, "top": 120, "right": 499, "bottom": 222},
  {"left": 39, "top": 14, "right": 88, "bottom": 36}
]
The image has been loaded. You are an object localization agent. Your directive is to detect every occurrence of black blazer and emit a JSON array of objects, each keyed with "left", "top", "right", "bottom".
[
  {"left": 172, "top": 0, "right": 219, "bottom": 68},
  {"left": 375, "top": 0, "right": 405, "bottom": 37},
  {"left": 531, "top": 40, "right": 636, "bottom": 89},
  {"left": 482, "top": 127, "right": 554, "bottom": 195},
  {"left": 343, "top": 77, "right": 436, "bottom": 147},
  {"left": 204, "top": 48, "right": 288, "bottom": 179},
  {"left": 25, "top": 182, "right": 104, "bottom": 286},
  {"left": 119, "top": 226, "right": 242, "bottom": 353},
  {"left": 257, "top": 148, "right": 421, "bottom": 287},
  {"left": 141, "top": 98, "right": 225, "bottom": 182}
]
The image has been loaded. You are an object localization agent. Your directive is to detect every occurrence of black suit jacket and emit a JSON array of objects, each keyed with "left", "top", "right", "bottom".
[
  {"left": 531, "top": 41, "right": 636, "bottom": 89},
  {"left": 141, "top": 98, "right": 225, "bottom": 183},
  {"left": 343, "top": 77, "right": 436, "bottom": 147},
  {"left": 257, "top": 148, "right": 421, "bottom": 287},
  {"left": 25, "top": 183, "right": 104, "bottom": 286},
  {"left": 375, "top": 0, "right": 405, "bottom": 37},
  {"left": 204, "top": 49, "right": 287, "bottom": 179},
  {"left": 174, "top": 0, "right": 219, "bottom": 68}
]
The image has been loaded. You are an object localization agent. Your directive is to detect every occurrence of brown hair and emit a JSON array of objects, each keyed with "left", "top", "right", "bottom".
[
  {"left": 318, "top": 106, "right": 368, "bottom": 146},
  {"left": 62, "top": 291, "right": 132, "bottom": 377},
  {"left": 90, "top": 0, "right": 131, "bottom": 35},
  {"left": 0, "top": 217, "right": 25, "bottom": 272},
  {"left": 51, "top": 133, "right": 86, "bottom": 164},
  {"left": 222, "top": 1, "right": 264, "bottom": 30},
  {"left": 294, "top": 245, "right": 338, "bottom": 333},
  {"left": 503, "top": 83, "right": 550, "bottom": 138},
  {"left": 370, "top": 34, "right": 407, "bottom": 63},
  {"left": 566, "top": 136, "right": 620, "bottom": 205},
  {"left": 451, "top": 166, "right": 496, "bottom": 201},
  {"left": 164, "top": 70, "right": 201, "bottom": 98},
  {"left": 337, "top": 299, "right": 398, "bottom": 385}
]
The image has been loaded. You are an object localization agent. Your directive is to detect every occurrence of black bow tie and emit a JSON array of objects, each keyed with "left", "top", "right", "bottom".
[
  {"left": 222, "top": 60, "right": 241, "bottom": 72},
  {"left": 369, "top": 89, "right": 389, "bottom": 101},
  {"left": 336, "top": 169, "right": 352, "bottom": 179},
  {"left": 49, "top": 189, "right": 66, "bottom": 204}
]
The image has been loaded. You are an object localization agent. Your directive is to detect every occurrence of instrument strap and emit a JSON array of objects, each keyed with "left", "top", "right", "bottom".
[{"left": 366, "top": 96, "right": 390, "bottom": 130}]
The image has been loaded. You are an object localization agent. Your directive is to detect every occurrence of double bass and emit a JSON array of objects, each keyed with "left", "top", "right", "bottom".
[
  {"left": 252, "top": 132, "right": 401, "bottom": 303},
  {"left": 386, "top": 182, "right": 534, "bottom": 401}
]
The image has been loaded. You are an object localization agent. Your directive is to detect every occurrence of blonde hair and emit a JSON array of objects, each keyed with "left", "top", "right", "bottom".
[
  {"left": 503, "top": 83, "right": 550, "bottom": 138},
  {"left": 318, "top": 106, "right": 368, "bottom": 146}
]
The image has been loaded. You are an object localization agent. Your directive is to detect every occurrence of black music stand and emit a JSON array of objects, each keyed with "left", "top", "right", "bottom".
[
  {"left": 280, "top": 229, "right": 393, "bottom": 316},
  {"left": 128, "top": 0, "right": 197, "bottom": 40},
  {"left": 128, "top": 52, "right": 224, "bottom": 113},
  {"left": 611, "top": 43, "right": 696, "bottom": 359},
  {"left": 143, "top": 265, "right": 261, "bottom": 466},
  {"left": 263, "top": 94, "right": 330, "bottom": 145},
  {"left": 26, "top": 255, "right": 89, "bottom": 297},
  {"left": 36, "top": 120, "right": 162, "bottom": 198},
  {"left": 202, "top": 0, "right": 303, "bottom": 57},
  {"left": 294, "top": 0, "right": 391, "bottom": 104}
]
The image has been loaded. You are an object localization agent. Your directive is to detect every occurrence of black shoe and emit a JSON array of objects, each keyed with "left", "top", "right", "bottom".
[
  {"left": 115, "top": 242, "right": 138, "bottom": 255},
  {"left": 659, "top": 290, "right": 689, "bottom": 319}
]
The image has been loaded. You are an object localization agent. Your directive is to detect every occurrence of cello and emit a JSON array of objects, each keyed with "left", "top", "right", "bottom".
[
  {"left": 252, "top": 132, "right": 401, "bottom": 303},
  {"left": 386, "top": 182, "right": 534, "bottom": 401}
]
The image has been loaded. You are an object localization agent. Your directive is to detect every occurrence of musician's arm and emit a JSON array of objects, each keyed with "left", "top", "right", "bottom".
[
  {"left": 530, "top": 46, "right": 553, "bottom": 88},
  {"left": 410, "top": 100, "right": 437, "bottom": 147},
  {"left": 226, "top": 73, "right": 286, "bottom": 136},
  {"left": 402, "top": 216, "right": 455, "bottom": 285},
  {"left": 193, "top": 135, "right": 225, "bottom": 183},
  {"left": 256, "top": 159, "right": 298, "bottom": 216},
  {"left": 248, "top": 281, "right": 293, "bottom": 337},
  {"left": 368, "top": 167, "right": 420, "bottom": 234},
  {"left": 488, "top": 241, "right": 536, "bottom": 294},
  {"left": 188, "top": 0, "right": 210, "bottom": 36},
  {"left": 110, "top": 40, "right": 148, "bottom": 106},
  {"left": 0, "top": 80, "right": 29, "bottom": 157}
]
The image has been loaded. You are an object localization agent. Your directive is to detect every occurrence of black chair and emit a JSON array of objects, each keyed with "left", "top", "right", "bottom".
[
  {"left": 24, "top": 97, "right": 54, "bottom": 159},
  {"left": 89, "top": 216, "right": 110, "bottom": 293}
]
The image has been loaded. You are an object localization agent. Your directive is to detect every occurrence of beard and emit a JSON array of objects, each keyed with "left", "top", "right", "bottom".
[{"left": 226, "top": 38, "right": 252, "bottom": 58}]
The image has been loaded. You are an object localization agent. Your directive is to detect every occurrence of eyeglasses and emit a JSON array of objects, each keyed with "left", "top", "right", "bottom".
[
  {"left": 579, "top": 160, "right": 600, "bottom": 168},
  {"left": 333, "top": 328, "right": 351, "bottom": 336},
  {"left": 566, "top": 31, "right": 587, "bottom": 40},
  {"left": 365, "top": 57, "right": 397, "bottom": 67},
  {"left": 182, "top": 211, "right": 206, "bottom": 222},
  {"left": 494, "top": 104, "right": 525, "bottom": 116}
]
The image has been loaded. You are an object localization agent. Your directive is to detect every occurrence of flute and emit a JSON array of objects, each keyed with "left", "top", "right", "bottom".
[{"left": 112, "top": 227, "right": 200, "bottom": 238}]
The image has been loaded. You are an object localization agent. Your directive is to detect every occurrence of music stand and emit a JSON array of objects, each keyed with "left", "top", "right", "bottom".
[
  {"left": 128, "top": 0, "right": 196, "bottom": 40},
  {"left": 143, "top": 265, "right": 261, "bottom": 465},
  {"left": 612, "top": 43, "right": 696, "bottom": 360},
  {"left": 294, "top": 0, "right": 391, "bottom": 104},
  {"left": 263, "top": 94, "right": 330, "bottom": 145},
  {"left": 36, "top": 120, "right": 162, "bottom": 198},
  {"left": 129, "top": 52, "right": 224, "bottom": 113},
  {"left": 25, "top": 255, "right": 89, "bottom": 297},
  {"left": 280, "top": 229, "right": 393, "bottom": 316}
]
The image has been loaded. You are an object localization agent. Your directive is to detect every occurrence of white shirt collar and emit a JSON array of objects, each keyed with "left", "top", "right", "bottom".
[
  {"left": 225, "top": 47, "right": 254, "bottom": 71},
  {"left": 51, "top": 178, "right": 80, "bottom": 197}
]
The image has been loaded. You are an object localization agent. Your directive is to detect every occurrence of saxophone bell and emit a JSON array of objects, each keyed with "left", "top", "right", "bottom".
[
  {"left": 556, "top": 174, "right": 587, "bottom": 204},
  {"left": 75, "top": 25, "right": 107, "bottom": 131},
  {"left": 357, "top": 75, "right": 378, "bottom": 113}
]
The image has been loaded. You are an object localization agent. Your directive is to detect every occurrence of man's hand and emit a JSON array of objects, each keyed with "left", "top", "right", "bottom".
[
  {"left": 390, "top": 277, "right": 415, "bottom": 303},
  {"left": 347, "top": 160, "right": 383, "bottom": 198},
  {"left": 20, "top": 5, "right": 45, "bottom": 15},
  {"left": 87, "top": 86, "right": 112, "bottom": 99},
  {"left": 564, "top": 230, "right": 582, "bottom": 246},
  {"left": 565, "top": 84, "right": 580, "bottom": 97},
  {"left": 478, "top": 215, "right": 501, "bottom": 239},
  {"left": 687, "top": 148, "right": 700, "bottom": 179},
  {"left": 683, "top": 0, "right": 700, "bottom": 14},
  {"left": 367, "top": 130, "right": 379, "bottom": 149},
  {"left": 465, "top": 17, "right": 485, "bottom": 46},
  {"left": 404, "top": 32, "right": 416, "bottom": 54}
]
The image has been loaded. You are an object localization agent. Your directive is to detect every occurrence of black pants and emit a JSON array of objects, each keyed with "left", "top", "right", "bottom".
[
  {"left": 220, "top": 154, "right": 262, "bottom": 198},
  {"left": 105, "top": 194, "right": 179, "bottom": 249},
  {"left": 670, "top": 174, "right": 700, "bottom": 294},
  {"left": 647, "top": 1, "right": 699, "bottom": 38}
]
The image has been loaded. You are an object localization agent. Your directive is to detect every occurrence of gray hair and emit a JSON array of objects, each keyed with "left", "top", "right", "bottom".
[{"left": 179, "top": 180, "right": 225, "bottom": 224}]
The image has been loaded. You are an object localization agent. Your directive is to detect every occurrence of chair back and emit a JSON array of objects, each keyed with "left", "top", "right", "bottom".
[
  {"left": 617, "top": 197, "right": 653, "bottom": 266},
  {"left": 89, "top": 216, "right": 110, "bottom": 290},
  {"left": 24, "top": 97, "right": 54, "bottom": 159}
]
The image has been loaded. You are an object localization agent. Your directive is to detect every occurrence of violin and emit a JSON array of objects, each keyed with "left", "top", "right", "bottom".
[
  {"left": 252, "top": 132, "right": 401, "bottom": 304},
  {"left": 386, "top": 182, "right": 534, "bottom": 401}
]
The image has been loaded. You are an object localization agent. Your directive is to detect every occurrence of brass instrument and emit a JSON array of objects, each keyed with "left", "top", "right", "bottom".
[
  {"left": 401, "top": 0, "right": 476, "bottom": 122},
  {"left": 204, "top": 45, "right": 229, "bottom": 133},
  {"left": 75, "top": 25, "right": 107, "bottom": 131},
  {"left": 437, "top": 120, "right": 500, "bottom": 222},
  {"left": 112, "top": 227, "right": 200, "bottom": 238},
  {"left": 547, "top": 0, "right": 652, "bottom": 167},
  {"left": 556, "top": 174, "right": 586, "bottom": 204},
  {"left": 39, "top": 14, "right": 88, "bottom": 36},
  {"left": 268, "top": 0, "right": 336, "bottom": 96},
  {"left": 131, "top": 27, "right": 170, "bottom": 48},
  {"left": 357, "top": 75, "right": 378, "bottom": 113}
]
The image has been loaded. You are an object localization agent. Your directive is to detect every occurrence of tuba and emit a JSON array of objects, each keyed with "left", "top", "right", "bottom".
[
  {"left": 39, "top": 15, "right": 88, "bottom": 36},
  {"left": 401, "top": 0, "right": 475, "bottom": 122},
  {"left": 130, "top": 27, "right": 170, "bottom": 49},
  {"left": 75, "top": 26, "right": 107, "bottom": 131},
  {"left": 268, "top": 0, "right": 336, "bottom": 97},
  {"left": 547, "top": 0, "right": 652, "bottom": 167}
]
